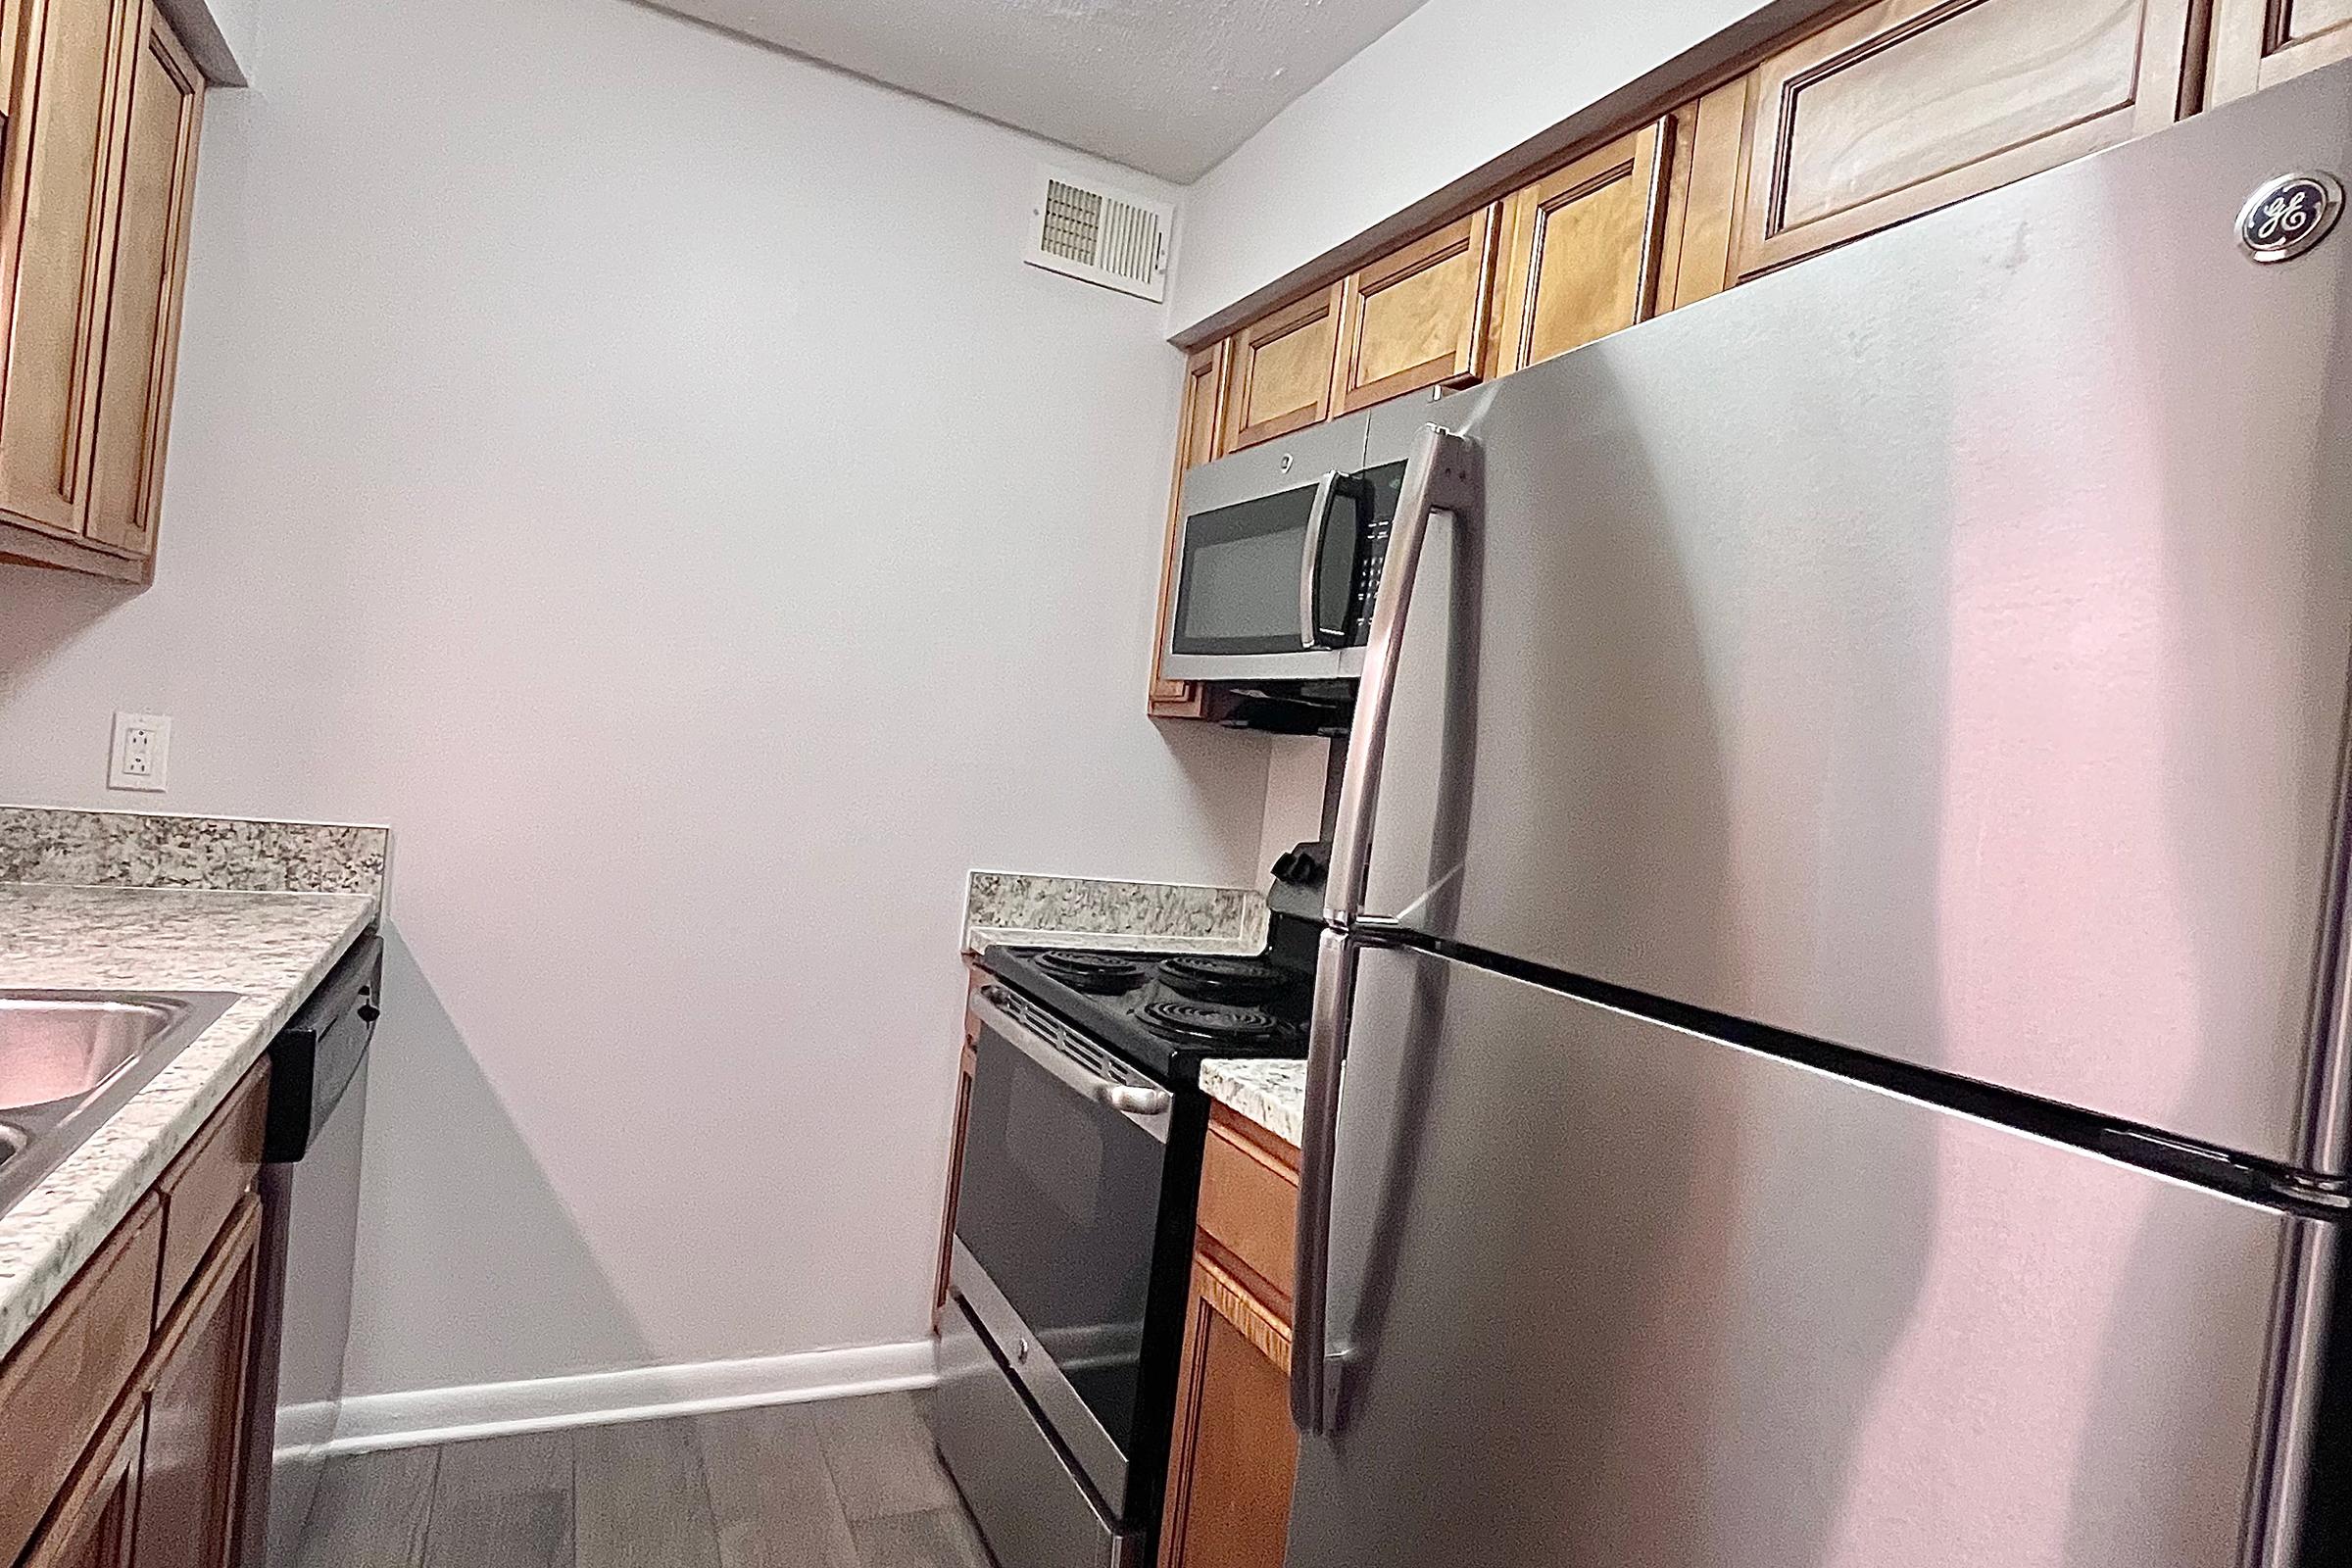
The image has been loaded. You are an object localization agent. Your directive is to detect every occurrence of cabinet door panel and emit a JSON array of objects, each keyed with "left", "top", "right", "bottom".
[
  {"left": 1156, "top": 1255, "right": 1297, "bottom": 1568},
  {"left": 132, "top": 1196, "right": 262, "bottom": 1568},
  {"left": 1150, "top": 340, "right": 1229, "bottom": 716},
  {"left": 19, "top": 1393, "right": 144, "bottom": 1568},
  {"left": 1737, "top": 0, "right": 2198, "bottom": 275},
  {"left": 0, "top": 1196, "right": 162, "bottom": 1568},
  {"left": 0, "top": 0, "right": 134, "bottom": 534},
  {"left": 84, "top": 0, "right": 200, "bottom": 557},
  {"left": 1223, "top": 286, "right": 1340, "bottom": 452},
  {"left": 2210, "top": 0, "right": 2352, "bottom": 100},
  {"left": 1332, "top": 206, "right": 1495, "bottom": 414},
  {"left": 1489, "top": 124, "right": 1665, "bottom": 378}
]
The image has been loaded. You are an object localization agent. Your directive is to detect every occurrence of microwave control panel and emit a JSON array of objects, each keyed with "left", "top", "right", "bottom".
[{"left": 1348, "top": 460, "right": 1409, "bottom": 644}]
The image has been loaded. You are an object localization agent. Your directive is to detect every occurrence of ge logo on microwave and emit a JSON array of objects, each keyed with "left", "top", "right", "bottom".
[{"left": 2239, "top": 172, "right": 2343, "bottom": 263}]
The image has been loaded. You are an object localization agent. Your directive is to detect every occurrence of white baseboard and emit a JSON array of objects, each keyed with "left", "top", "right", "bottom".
[{"left": 326, "top": 1340, "right": 938, "bottom": 1454}]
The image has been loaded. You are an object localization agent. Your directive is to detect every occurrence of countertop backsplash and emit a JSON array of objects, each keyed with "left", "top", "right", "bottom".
[
  {"left": 963, "top": 869, "right": 1266, "bottom": 956},
  {"left": 0, "top": 806, "right": 389, "bottom": 897}
]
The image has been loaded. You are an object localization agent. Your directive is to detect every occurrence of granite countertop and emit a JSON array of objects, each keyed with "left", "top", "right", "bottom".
[
  {"left": 1200, "top": 1058, "right": 1305, "bottom": 1148},
  {"left": 0, "top": 881, "right": 378, "bottom": 1359}
]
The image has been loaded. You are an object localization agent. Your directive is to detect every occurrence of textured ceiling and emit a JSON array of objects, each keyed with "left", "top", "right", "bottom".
[{"left": 646, "top": 0, "right": 1435, "bottom": 181}]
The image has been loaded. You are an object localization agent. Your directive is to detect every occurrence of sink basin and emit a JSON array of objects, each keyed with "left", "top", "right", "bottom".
[
  {"left": 0, "top": 990, "right": 238, "bottom": 1218},
  {"left": 0, "top": 994, "right": 185, "bottom": 1110}
]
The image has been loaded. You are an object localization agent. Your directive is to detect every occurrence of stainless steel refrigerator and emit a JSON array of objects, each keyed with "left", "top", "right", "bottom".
[{"left": 1287, "top": 59, "right": 2352, "bottom": 1568}]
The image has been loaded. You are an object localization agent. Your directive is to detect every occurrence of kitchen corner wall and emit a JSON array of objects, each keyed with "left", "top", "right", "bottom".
[
  {"left": 0, "top": 0, "right": 1274, "bottom": 1404},
  {"left": 1168, "top": 0, "right": 1776, "bottom": 335}
]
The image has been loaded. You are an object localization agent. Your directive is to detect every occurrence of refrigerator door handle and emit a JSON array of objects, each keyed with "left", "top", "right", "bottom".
[
  {"left": 1292, "top": 927, "right": 1358, "bottom": 1436},
  {"left": 1325, "top": 425, "right": 1479, "bottom": 925}
]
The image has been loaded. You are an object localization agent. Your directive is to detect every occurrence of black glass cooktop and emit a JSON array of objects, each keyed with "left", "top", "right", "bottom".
[{"left": 979, "top": 944, "right": 1311, "bottom": 1084}]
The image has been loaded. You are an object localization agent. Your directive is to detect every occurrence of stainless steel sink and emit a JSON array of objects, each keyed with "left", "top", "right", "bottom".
[{"left": 0, "top": 990, "right": 238, "bottom": 1216}]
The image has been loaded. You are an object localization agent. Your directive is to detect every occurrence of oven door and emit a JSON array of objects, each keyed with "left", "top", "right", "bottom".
[
  {"left": 952, "top": 986, "right": 1175, "bottom": 1514},
  {"left": 1161, "top": 415, "right": 1370, "bottom": 682}
]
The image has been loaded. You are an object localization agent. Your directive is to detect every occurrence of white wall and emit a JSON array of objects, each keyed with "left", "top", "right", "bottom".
[
  {"left": 1168, "top": 0, "right": 1777, "bottom": 333},
  {"left": 0, "top": 0, "right": 1274, "bottom": 1400}
]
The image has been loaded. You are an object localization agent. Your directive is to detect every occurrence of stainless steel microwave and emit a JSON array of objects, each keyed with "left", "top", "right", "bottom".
[{"left": 1159, "top": 394, "right": 1437, "bottom": 684}]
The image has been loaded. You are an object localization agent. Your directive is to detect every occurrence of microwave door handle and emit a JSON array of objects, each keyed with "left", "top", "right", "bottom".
[
  {"left": 1296, "top": 471, "right": 1343, "bottom": 650},
  {"left": 1294, "top": 424, "right": 1478, "bottom": 1440}
]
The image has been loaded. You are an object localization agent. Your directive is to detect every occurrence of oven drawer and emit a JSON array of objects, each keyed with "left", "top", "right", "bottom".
[{"left": 936, "top": 1297, "right": 1144, "bottom": 1568}]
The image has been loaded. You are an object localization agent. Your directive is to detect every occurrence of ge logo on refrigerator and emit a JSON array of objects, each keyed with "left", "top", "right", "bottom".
[{"left": 2238, "top": 172, "right": 2344, "bottom": 263}]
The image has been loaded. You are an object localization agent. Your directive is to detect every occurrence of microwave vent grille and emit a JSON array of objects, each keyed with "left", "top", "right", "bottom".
[{"left": 1025, "top": 168, "right": 1171, "bottom": 303}]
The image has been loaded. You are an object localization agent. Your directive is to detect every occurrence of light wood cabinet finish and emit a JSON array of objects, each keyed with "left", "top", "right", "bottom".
[
  {"left": 1488, "top": 123, "right": 1669, "bottom": 377},
  {"left": 154, "top": 1060, "right": 266, "bottom": 1322},
  {"left": 19, "top": 1391, "right": 145, "bottom": 1568},
  {"left": 1197, "top": 1111, "right": 1298, "bottom": 1301},
  {"left": 1222, "top": 285, "right": 1342, "bottom": 453},
  {"left": 1158, "top": 1105, "right": 1300, "bottom": 1568},
  {"left": 1332, "top": 205, "right": 1497, "bottom": 415},
  {"left": 1734, "top": 0, "right": 2201, "bottom": 277},
  {"left": 131, "top": 1195, "right": 263, "bottom": 1568},
  {"left": 1149, "top": 341, "right": 1230, "bottom": 718},
  {"left": 2211, "top": 0, "right": 2352, "bottom": 99},
  {"left": 1659, "top": 78, "right": 1756, "bottom": 312},
  {"left": 0, "top": 0, "right": 135, "bottom": 535},
  {"left": 83, "top": 0, "right": 201, "bottom": 558},
  {"left": 0, "top": 1194, "right": 162, "bottom": 1567}
]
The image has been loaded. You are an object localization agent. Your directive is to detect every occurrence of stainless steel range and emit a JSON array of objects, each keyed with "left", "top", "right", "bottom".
[{"left": 934, "top": 858, "right": 1321, "bottom": 1568}]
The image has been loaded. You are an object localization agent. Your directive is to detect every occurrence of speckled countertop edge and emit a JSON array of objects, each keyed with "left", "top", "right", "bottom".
[
  {"left": 962, "top": 870, "right": 1266, "bottom": 956},
  {"left": 0, "top": 883, "right": 379, "bottom": 1358},
  {"left": 963, "top": 925, "right": 1269, "bottom": 957},
  {"left": 1200, "top": 1058, "right": 1306, "bottom": 1148}
]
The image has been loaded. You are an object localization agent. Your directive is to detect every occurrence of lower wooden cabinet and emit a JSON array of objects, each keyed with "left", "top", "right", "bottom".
[
  {"left": 0, "top": 1063, "right": 270, "bottom": 1568},
  {"left": 1159, "top": 1107, "right": 1300, "bottom": 1568},
  {"left": 130, "top": 1197, "right": 261, "bottom": 1568},
  {"left": 21, "top": 1395, "right": 146, "bottom": 1568}
]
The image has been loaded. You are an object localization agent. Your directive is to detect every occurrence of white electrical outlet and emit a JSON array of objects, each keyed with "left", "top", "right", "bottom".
[{"left": 108, "top": 711, "right": 171, "bottom": 792}]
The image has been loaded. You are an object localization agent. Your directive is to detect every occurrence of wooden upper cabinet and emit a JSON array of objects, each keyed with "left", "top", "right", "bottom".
[
  {"left": 0, "top": 0, "right": 135, "bottom": 536},
  {"left": 1222, "top": 284, "right": 1341, "bottom": 452},
  {"left": 1149, "top": 340, "right": 1229, "bottom": 716},
  {"left": 1733, "top": 0, "right": 2202, "bottom": 277},
  {"left": 2210, "top": 0, "right": 2352, "bottom": 100},
  {"left": 84, "top": 0, "right": 202, "bottom": 558},
  {"left": 1488, "top": 124, "right": 1669, "bottom": 378},
  {"left": 1331, "top": 205, "right": 1497, "bottom": 414}
]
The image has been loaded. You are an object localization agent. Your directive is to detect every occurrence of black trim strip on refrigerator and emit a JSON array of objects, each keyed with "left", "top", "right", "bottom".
[{"left": 1343, "top": 917, "right": 2352, "bottom": 1218}]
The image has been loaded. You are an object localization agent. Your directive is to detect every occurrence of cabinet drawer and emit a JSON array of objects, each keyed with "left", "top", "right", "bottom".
[
  {"left": 155, "top": 1059, "right": 268, "bottom": 1320},
  {"left": 1735, "top": 0, "right": 2200, "bottom": 276},
  {"left": 1198, "top": 1108, "right": 1299, "bottom": 1303},
  {"left": 0, "top": 1193, "right": 163, "bottom": 1565}
]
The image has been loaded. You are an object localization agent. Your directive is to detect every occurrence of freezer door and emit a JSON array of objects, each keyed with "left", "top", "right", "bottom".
[
  {"left": 1356, "top": 63, "right": 2352, "bottom": 1170},
  {"left": 1286, "top": 946, "right": 2327, "bottom": 1568}
]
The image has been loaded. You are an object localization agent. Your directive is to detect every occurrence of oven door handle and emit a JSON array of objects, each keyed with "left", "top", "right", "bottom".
[
  {"left": 1296, "top": 470, "right": 1343, "bottom": 650},
  {"left": 972, "top": 988, "right": 1174, "bottom": 1132}
]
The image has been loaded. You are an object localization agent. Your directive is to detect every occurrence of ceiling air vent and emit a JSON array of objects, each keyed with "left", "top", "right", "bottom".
[{"left": 1025, "top": 167, "right": 1173, "bottom": 303}]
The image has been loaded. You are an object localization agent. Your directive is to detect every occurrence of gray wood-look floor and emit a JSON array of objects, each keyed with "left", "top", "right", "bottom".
[{"left": 294, "top": 1394, "right": 989, "bottom": 1568}]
